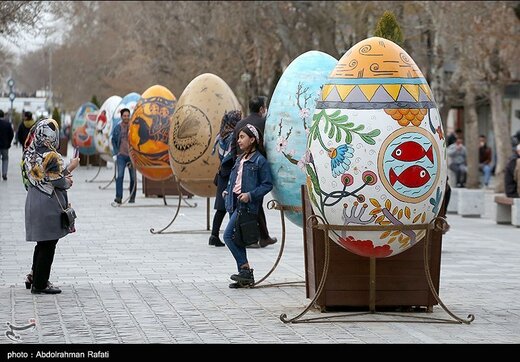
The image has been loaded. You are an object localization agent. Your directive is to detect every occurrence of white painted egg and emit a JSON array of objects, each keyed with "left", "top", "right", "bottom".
[
  {"left": 306, "top": 37, "right": 447, "bottom": 257},
  {"left": 94, "top": 95, "right": 122, "bottom": 162}
]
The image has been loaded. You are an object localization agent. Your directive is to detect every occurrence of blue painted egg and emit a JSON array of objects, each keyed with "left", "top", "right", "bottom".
[
  {"left": 109, "top": 92, "right": 141, "bottom": 156},
  {"left": 264, "top": 51, "right": 337, "bottom": 227}
]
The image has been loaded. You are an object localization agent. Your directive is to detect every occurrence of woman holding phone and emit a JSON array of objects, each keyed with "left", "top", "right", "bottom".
[{"left": 23, "top": 119, "right": 80, "bottom": 294}]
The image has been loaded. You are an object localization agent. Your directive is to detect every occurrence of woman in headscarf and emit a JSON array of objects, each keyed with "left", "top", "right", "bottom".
[
  {"left": 209, "top": 110, "right": 242, "bottom": 247},
  {"left": 24, "top": 119, "right": 80, "bottom": 294}
]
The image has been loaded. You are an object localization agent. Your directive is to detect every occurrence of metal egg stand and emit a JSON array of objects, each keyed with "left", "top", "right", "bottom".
[
  {"left": 82, "top": 153, "right": 117, "bottom": 189},
  {"left": 79, "top": 153, "right": 116, "bottom": 187},
  {"left": 149, "top": 177, "right": 212, "bottom": 234},
  {"left": 278, "top": 208, "right": 475, "bottom": 325},
  {"left": 245, "top": 199, "right": 305, "bottom": 289},
  {"left": 107, "top": 163, "right": 188, "bottom": 208}
]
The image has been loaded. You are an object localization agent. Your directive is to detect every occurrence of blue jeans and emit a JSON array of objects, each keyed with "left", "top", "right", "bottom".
[
  {"left": 480, "top": 163, "right": 492, "bottom": 186},
  {"left": 0, "top": 148, "right": 8, "bottom": 177},
  {"left": 115, "top": 154, "right": 136, "bottom": 200},
  {"left": 223, "top": 209, "right": 248, "bottom": 272}
]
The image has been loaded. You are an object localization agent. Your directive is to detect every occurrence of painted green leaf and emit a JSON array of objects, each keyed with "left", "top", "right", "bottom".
[
  {"left": 335, "top": 115, "right": 348, "bottom": 123},
  {"left": 344, "top": 131, "right": 352, "bottom": 144},
  {"left": 366, "top": 129, "right": 381, "bottom": 137},
  {"left": 360, "top": 135, "right": 376, "bottom": 145},
  {"left": 327, "top": 125, "right": 334, "bottom": 139},
  {"left": 330, "top": 110, "right": 341, "bottom": 118},
  {"left": 309, "top": 189, "right": 318, "bottom": 208},
  {"left": 306, "top": 165, "right": 321, "bottom": 195}
]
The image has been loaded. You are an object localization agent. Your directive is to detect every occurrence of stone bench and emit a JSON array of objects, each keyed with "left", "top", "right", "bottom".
[{"left": 494, "top": 195, "right": 520, "bottom": 227}]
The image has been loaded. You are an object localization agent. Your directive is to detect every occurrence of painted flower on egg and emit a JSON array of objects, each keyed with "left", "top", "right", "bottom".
[{"left": 329, "top": 144, "right": 354, "bottom": 177}]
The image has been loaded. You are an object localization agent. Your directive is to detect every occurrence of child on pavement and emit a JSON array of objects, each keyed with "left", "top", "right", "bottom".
[{"left": 222, "top": 124, "right": 273, "bottom": 288}]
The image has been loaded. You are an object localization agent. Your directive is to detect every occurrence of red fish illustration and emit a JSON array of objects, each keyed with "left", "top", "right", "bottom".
[
  {"left": 391, "top": 141, "right": 433, "bottom": 163},
  {"left": 389, "top": 165, "right": 431, "bottom": 188}
]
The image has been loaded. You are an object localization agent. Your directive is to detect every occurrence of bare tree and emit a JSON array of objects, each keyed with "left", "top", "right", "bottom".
[
  {"left": 0, "top": 1, "right": 45, "bottom": 37},
  {"left": 0, "top": 44, "right": 14, "bottom": 83},
  {"left": 475, "top": 2, "right": 520, "bottom": 192}
]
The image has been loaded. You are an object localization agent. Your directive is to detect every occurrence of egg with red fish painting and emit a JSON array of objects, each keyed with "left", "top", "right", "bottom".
[{"left": 306, "top": 37, "right": 447, "bottom": 257}]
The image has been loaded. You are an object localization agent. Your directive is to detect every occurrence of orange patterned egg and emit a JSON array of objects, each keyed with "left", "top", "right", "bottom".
[{"left": 129, "top": 85, "right": 176, "bottom": 181}]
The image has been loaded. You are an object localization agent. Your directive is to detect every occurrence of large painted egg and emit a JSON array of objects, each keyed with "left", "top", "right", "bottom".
[
  {"left": 109, "top": 92, "right": 140, "bottom": 156},
  {"left": 94, "top": 95, "right": 122, "bottom": 162},
  {"left": 129, "top": 85, "right": 176, "bottom": 181},
  {"left": 306, "top": 37, "right": 447, "bottom": 258},
  {"left": 72, "top": 102, "right": 98, "bottom": 155},
  {"left": 169, "top": 73, "right": 242, "bottom": 197},
  {"left": 265, "top": 51, "right": 337, "bottom": 228}
]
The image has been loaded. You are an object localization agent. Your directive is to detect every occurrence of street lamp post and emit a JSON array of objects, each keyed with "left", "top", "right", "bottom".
[{"left": 7, "top": 78, "right": 15, "bottom": 124}]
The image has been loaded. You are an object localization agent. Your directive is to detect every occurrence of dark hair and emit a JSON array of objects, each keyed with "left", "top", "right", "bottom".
[
  {"left": 238, "top": 124, "right": 266, "bottom": 157},
  {"left": 248, "top": 96, "right": 267, "bottom": 114},
  {"left": 479, "top": 134, "right": 486, "bottom": 139},
  {"left": 120, "top": 108, "right": 130, "bottom": 116},
  {"left": 0, "top": 110, "right": 4, "bottom": 118},
  {"left": 455, "top": 128, "right": 463, "bottom": 134},
  {"left": 24, "top": 111, "right": 32, "bottom": 119}
]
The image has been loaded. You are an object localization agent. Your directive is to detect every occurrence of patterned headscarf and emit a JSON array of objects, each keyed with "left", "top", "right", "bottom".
[
  {"left": 212, "top": 110, "right": 242, "bottom": 164},
  {"left": 219, "top": 110, "right": 242, "bottom": 139},
  {"left": 23, "top": 119, "right": 65, "bottom": 195}
]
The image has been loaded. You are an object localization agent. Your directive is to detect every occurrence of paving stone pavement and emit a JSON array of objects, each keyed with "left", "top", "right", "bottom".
[{"left": 1, "top": 146, "right": 519, "bottom": 344}]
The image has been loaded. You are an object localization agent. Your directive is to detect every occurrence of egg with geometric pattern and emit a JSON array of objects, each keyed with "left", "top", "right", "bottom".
[{"left": 306, "top": 37, "right": 447, "bottom": 258}]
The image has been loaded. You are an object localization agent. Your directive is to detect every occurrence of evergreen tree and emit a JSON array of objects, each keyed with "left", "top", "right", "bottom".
[
  {"left": 374, "top": 11, "right": 404, "bottom": 46},
  {"left": 90, "top": 95, "right": 100, "bottom": 108},
  {"left": 52, "top": 107, "right": 62, "bottom": 131}
]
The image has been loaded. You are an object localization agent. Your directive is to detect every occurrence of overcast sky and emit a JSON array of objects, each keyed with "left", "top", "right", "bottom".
[{"left": 0, "top": 11, "right": 65, "bottom": 60}]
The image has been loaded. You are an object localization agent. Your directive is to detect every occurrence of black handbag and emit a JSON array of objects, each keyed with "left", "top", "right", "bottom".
[
  {"left": 61, "top": 207, "right": 77, "bottom": 229},
  {"left": 54, "top": 190, "right": 77, "bottom": 230},
  {"left": 233, "top": 202, "right": 259, "bottom": 247}
]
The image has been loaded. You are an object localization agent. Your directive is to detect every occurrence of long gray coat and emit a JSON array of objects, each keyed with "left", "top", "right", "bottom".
[{"left": 25, "top": 177, "right": 71, "bottom": 242}]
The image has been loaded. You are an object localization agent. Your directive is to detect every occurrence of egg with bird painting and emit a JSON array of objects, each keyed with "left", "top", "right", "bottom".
[
  {"left": 169, "top": 73, "right": 242, "bottom": 197},
  {"left": 264, "top": 50, "right": 337, "bottom": 228},
  {"left": 72, "top": 102, "right": 98, "bottom": 156},
  {"left": 128, "top": 85, "right": 176, "bottom": 181},
  {"left": 306, "top": 37, "right": 447, "bottom": 258},
  {"left": 94, "top": 95, "right": 122, "bottom": 162}
]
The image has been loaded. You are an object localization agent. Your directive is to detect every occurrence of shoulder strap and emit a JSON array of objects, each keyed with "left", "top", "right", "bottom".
[{"left": 53, "top": 189, "right": 66, "bottom": 211}]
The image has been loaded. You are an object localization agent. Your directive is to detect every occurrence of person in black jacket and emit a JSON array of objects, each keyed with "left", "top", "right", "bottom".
[
  {"left": 17, "top": 111, "right": 36, "bottom": 151},
  {"left": 0, "top": 110, "right": 15, "bottom": 180},
  {"left": 230, "top": 96, "right": 277, "bottom": 248},
  {"left": 505, "top": 144, "right": 520, "bottom": 198},
  {"left": 209, "top": 110, "right": 242, "bottom": 247}
]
